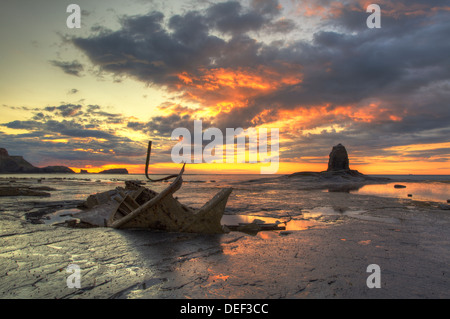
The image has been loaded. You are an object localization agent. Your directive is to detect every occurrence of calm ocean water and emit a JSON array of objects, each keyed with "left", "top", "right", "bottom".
[
  {"left": 1, "top": 174, "right": 449, "bottom": 219},
  {"left": 355, "top": 175, "right": 450, "bottom": 202}
]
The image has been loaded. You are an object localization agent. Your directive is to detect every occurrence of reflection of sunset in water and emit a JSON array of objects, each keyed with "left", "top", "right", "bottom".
[
  {"left": 221, "top": 215, "right": 318, "bottom": 232},
  {"left": 351, "top": 182, "right": 450, "bottom": 203},
  {"left": 257, "top": 231, "right": 278, "bottom": 240}
]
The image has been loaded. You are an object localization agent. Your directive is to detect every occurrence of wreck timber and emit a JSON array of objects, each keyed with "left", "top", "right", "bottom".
[
  {"left": 47, "top": 141, "right": 286, "bottom": 235},
  {"left": 75, "top": 164, "right": 233, "bottom": 234}
]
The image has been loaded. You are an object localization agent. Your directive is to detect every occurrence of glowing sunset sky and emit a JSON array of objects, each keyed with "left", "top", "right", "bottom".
[{"left": 0, "top": 0, "right": 449, "bottom": 174}]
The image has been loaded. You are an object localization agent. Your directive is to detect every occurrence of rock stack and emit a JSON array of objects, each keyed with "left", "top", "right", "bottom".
[
  {"left": 286, "top": 143, "right": 391, "bottom": 191},
  {"left": 327, "top": 143, "right": 350, "bottom": 171}
]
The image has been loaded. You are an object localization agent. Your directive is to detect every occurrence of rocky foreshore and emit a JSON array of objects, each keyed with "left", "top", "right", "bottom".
[
  {"left": 1, "top": 182, "right": 449, "bottom": 299},
  {"left": 0, "top": 185, "right": 55, "bottom": 197}
]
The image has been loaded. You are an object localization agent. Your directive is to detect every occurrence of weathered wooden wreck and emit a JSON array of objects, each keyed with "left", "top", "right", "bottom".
[
  {"left": 67, "top": 142, "right": 285, "bottom": 234},
  {"left": 74, "top": 164, "right": 233, "bottom": 234}
]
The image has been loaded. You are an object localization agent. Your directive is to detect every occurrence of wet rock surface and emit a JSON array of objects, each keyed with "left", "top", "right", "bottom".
[
  {"left": 0, "top": 185, "right": 57, "bottom": 197},
  {"left": 1, "top": 189, "right": 449, "bottom": 299}
]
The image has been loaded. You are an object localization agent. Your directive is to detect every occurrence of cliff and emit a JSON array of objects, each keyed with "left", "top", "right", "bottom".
[{"left": 0, "top": 148, "right": 75, "bottom": 174}]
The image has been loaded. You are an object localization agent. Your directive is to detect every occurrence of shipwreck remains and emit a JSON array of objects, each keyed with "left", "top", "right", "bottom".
[
  {"left": 50, "top": 141, "right": 285, "bottom": 234},
  {"left": 73, "top": 163, "right": 233, "bottom": 234}
]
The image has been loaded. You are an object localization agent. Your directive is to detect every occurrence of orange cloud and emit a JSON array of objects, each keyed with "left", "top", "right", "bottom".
[
  {"left": 261, "top": 101, "right": 404, "bottom": 137},
  {"left": 173, "top": 65, "right": 303, "bottom": 118},
  {"left": 384, "top": 142, "right": 450, "bottom": 154},
  {"left": 299, "top": 1, "right": 345, "bottom": 18},
  {"left": 295, "top": 0, "right": 450, "bottom": 19}
]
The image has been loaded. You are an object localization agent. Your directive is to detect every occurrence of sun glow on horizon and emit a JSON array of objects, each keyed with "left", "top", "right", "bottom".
[{"left": 69, "top": 159, "right": 450, "bottom": 175}]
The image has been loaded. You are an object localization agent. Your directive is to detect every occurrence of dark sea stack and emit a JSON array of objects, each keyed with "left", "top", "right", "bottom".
[
  {"left": 327, "top": 143, "right": 350, "bottom": 171},
  {"left": 285, "top": 143, "right": 391, "bottom": 189}
]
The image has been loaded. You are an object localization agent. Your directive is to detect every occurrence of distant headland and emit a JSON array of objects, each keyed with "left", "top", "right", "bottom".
[
  {"left": 0, "top": 148, "right": 74, "bottom": 174},
  {"left": 80, "top": 168, "right": 129, "bottom": 174},
  {"left": 0, "top": 148, "right": 128, "bottom": 174}
]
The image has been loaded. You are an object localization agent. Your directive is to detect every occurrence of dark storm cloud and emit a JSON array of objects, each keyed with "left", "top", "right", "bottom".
[
  {"left": 205, "top": 1, "right": 269, "bottom": 35},
  {"left": 71, "top": 0, "right": 294, "bottom": 86},
  {"left": 73, "top": 11, "right": 206, "bottom": 84},
  {"left": 325, "top": 0, "right": 450, "bottom": 32},
  {"left": 49, "top": 60, "right": 84, "bottom": 77},
  {"left": 63, "top": 0, "right": 449, "bottom": 163},
  {"left": 213, "top": 7, "right": 450, "bottom": 135},
  {"left": 70, "top": 1, "right": 448, "bottom": 105},
  {"left": 204, "top": 0, "right": 291, "bottom": 35},
  {"left": 265, "top": 18, "right": 296, "bottom": 33}
]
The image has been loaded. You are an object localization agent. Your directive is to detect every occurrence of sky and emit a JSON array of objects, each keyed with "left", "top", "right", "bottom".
[{"left": 0, "top": 0, "right": 449, "bottom": 174}]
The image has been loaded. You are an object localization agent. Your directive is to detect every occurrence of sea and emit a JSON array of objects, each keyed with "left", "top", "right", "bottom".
[{"left": 1, "top": 173, "right": 449, "bottom": 214}]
